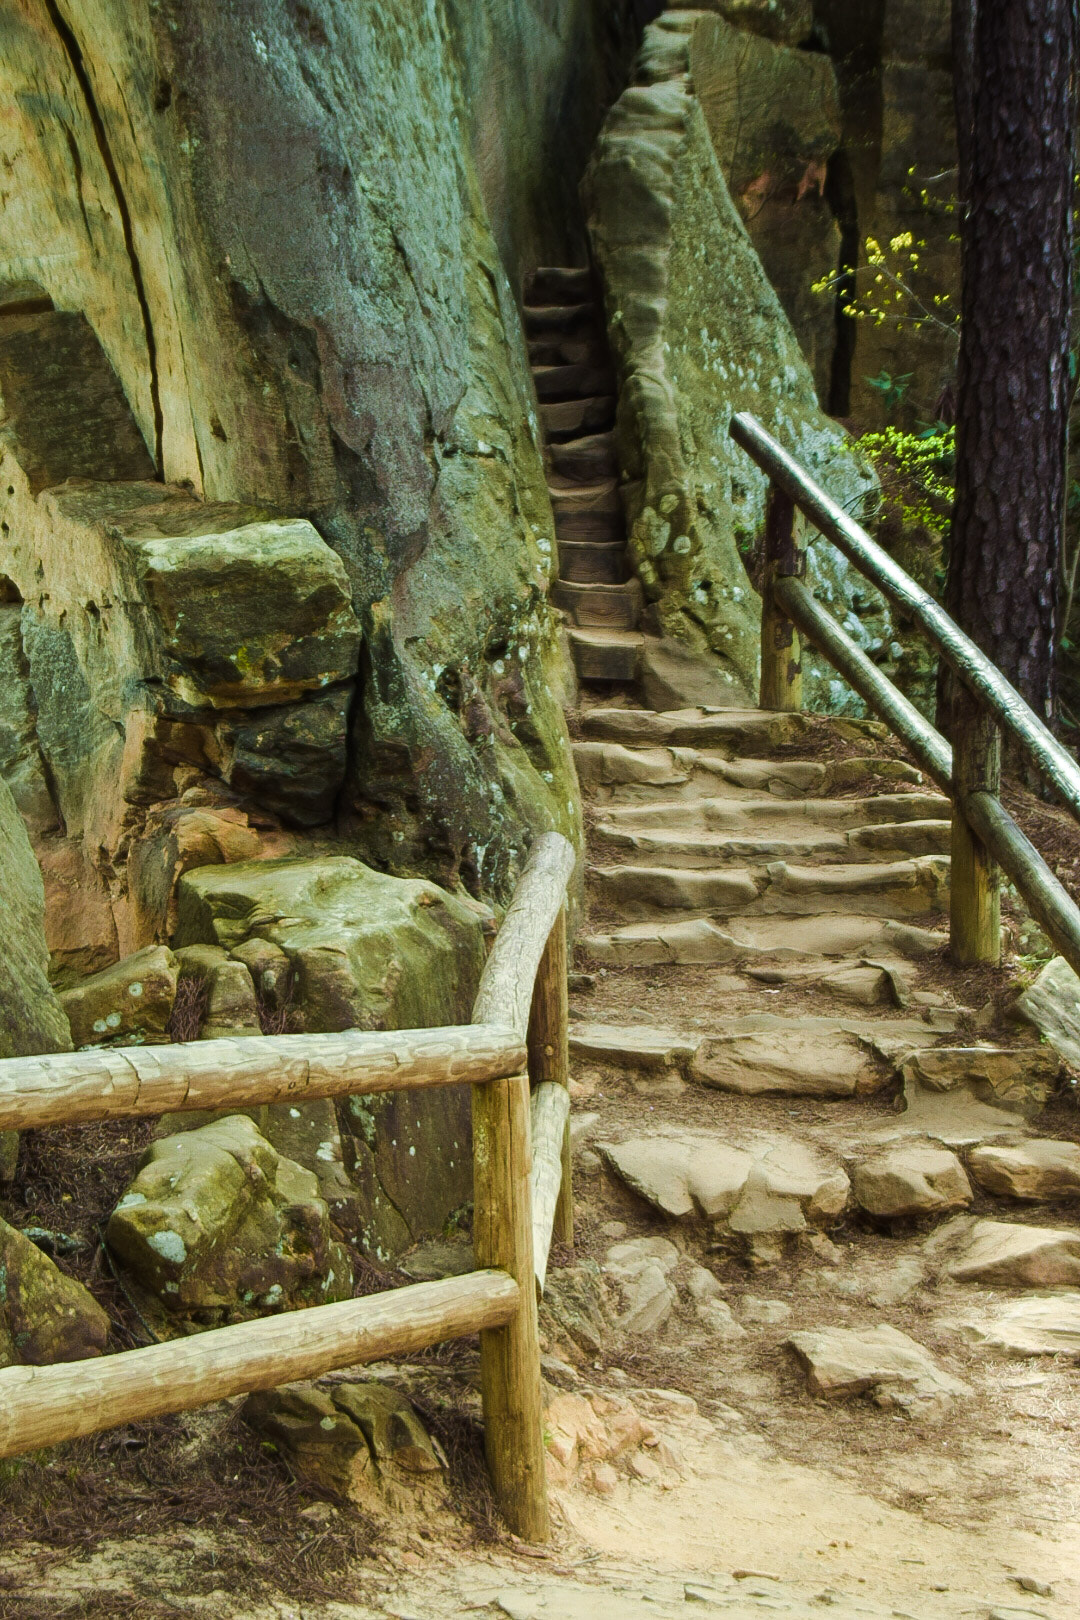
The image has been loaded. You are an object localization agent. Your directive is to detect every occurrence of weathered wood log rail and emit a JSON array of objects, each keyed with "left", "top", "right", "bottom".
[
  {"left": 0, "top": 830, "right": 576, "bottom": 1543},
  {"left": 731, "top": 411, "right": 1080, "bottom": 978}
]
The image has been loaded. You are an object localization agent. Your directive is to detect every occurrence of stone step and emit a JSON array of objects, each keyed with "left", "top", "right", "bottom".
[
  {"left": 540, "top": 395, "right": 616, "bottom": 439},
  {"left": 570, "top": 1013, "right": 937, "bottom": 1096},
  {"left": 596, "top": 792, "right": 948, "bottom": 833},
  {"left": 549, "top": 431, "right": 619, "bottom": 482},
  {"left": 568, "top": 627, "right": 644, "bottom": 682},
  {"left": 577, "top": 913, "right": 947, "bottom": 968},
  {"left": 528, "top": 336, "right": 608, "bottom": 368},
  {"left": 558, "top": 540, "right": 628, "bottom": 584},
  {"left": 552, "top": 577, "right": 643, "bottom": 630},
  {"left": 580, "top": 706, "right": 812, "bottom": 755},
  {"left": 524, "top": 265, "right": 594, "bottom": 304},
  {"left": 587, "top": 855, "right": 949, "bottom": 920},
  {"left": 550, "top": 476, "right": 624, "bottom": 542},
  {"left": 591, "top": 821, "right": 949, "bottom": 868},
  {"left": 521, "top": 300, "right": 597, "bottom": 337},
  {"left": 534, "top": 362, "right": 616, "bottom": 402},
  {"left": 573, "top": 743, "right": 933, "bottom": 804}
]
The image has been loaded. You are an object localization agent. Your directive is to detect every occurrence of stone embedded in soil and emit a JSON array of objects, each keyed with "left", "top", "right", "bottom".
[
  {"left": 242, "top": 1379, "right": 443, "bottom": 1509},
  {"left": 969, "top": 1140, "right": 1080, "bottom": 1203},
  {"left": 851, "top": 1144, "right": 973, "bottom": 1220},
  {"left": 924, "top": 1215, "right": 1080, "bottom": 1289},
  {"left": 603, "top": 1237, "right": 680, "bottom": 1333},
  {"left": 954, "top": 1294, "right": 1080, "bottom": 1358},
  {"left": 107, "top": 1114, "right": 352, "bottom": 1322},
  {"left": 0, "top": 1214, "right": 109, "bottom": 1367},
  {"left": 1012, "top": 955, "right": 1080, "bottom": 1070},
  {"left": 598, "top": 1131, "right": 848, "bottom": 1236},
  {"left": 59, "top": 944, "right": 178, "bottom": 1048},
  {"left": 570, "top": 1022, "right": 701, "bottom": 1071},
  {"left": 898, "top": 1045, "right": 1060, "bottom": 1118},
  {"left": 691, "top": 1027, "right": 880, "bottom": 1098},
  {"left": 786, "top": 1324, "right": 972, "bottom": 1416}
]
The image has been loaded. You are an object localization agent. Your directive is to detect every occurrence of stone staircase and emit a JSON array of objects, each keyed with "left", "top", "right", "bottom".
[
  {"left": 562, "top": 687, "right": 1080, "bottom": 1381},
  {"left": 523, "top": 265, "right": 646, "bottom": 684}
]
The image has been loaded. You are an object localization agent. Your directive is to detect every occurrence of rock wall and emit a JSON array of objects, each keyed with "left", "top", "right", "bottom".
[
  {"left": 0, "top": 775, "right": 71, "bottom": 1061},
  {"left": 815, "top": 0, "right": 958, "bottom": 425},
  {"left": 583, "top": 12, "right": 891, "bottom": 708},
  {"left": 0, "top": 0, "right": 614, "bottom": 971}
]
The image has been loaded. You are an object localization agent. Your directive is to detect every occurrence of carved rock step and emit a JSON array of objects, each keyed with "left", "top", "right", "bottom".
[
  {"left": 587, "top": 855, "right": 950, "bottom": 920},
  {"left": 549, "top": 476, "right": 623, "bottom": 541},
  {"left": 534, "top": 362, "right": 616, "bottom": 402},
  {"left": 580, "top": 706, "right": 812, "bottom": 754},
  {"left": 523, "top": 265, "right": 594, "bottom": 304},
  {"left": 529, "top": 336, "right": 608, "bottom": 369},
  {"left": 572, "top": 743, "right": 927, "bottom": 802},
  {"left": 521, "top": 300, "right": 597, "bottom": 338},
  {"left": 596, "top": 791, "right": 948, "bottom": 833},
  {"left": 552, "top": 578, "right": 643, "bottom": 630},
  {"left": 568, "top": 627, "right": 644, "bottom": 682},
  {"left": 540, "top": 395, "right": 615, "bottom": 440},
  {"left": 578, "top": 913, "right": 946, "bottom": 967},
  {"left": 590, "top": 821, "right": 950, "bottom": 868},
  {"left": 549, "top": 431, "right": 619, "bottom": 482},
  {"left": 558, "top": 540, "right": 628, "bottom": 584}
]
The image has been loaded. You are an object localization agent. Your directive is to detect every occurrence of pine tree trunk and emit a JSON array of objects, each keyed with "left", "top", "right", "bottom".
[{"left": 946, "top": 0, "right": 1077, "bottom": 724}]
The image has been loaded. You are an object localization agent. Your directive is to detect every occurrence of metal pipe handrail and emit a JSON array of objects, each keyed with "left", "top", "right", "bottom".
[{"left": 730, "top": 411, "right": 1080, "bottom": 824}]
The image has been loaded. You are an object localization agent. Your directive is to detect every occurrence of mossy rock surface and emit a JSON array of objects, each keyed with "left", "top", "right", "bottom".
[{"left": 0, "top": 1216, "right": 108, "bottom": 1368}]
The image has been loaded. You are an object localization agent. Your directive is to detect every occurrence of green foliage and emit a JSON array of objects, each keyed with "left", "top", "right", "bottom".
[
  {"left": 856, "top": 425, "right": 955, "bottom": 539},
  {"left": 865, "top": 369, "right": 912, "bottom": 412}
]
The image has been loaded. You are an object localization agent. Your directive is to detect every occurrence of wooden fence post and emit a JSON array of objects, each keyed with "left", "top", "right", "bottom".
[
  {"left": 527, "top": 907, "right": 572, "bottom": 1248},
  {"left": 950, "top": 685, "right": 1001, "bottom": 963},
  {"left": 760, "top": 485, "right": 804, "bottom": 712},
  {"left": 472, "top": 1072, "right": 550, "bottom": 1543}
]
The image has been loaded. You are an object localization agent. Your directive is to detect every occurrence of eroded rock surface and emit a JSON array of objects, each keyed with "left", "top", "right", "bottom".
[
  {"left": 851, "top": 1144, "right": 972, "bottom": 1221},
  {"left": 969, "top": 1140, "right": 1080, "bottom": 1203},
  {"left": 59, "top": 945, "right": 178, "bottom": 1049}
]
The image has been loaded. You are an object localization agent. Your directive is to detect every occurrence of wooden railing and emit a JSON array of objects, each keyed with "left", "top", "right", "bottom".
[
  {"left": 731, "top": 411, "right": 1080, "bottom": 979},
  {"left": 0, "top": 830, "right": 576, "bottom": 1543}
]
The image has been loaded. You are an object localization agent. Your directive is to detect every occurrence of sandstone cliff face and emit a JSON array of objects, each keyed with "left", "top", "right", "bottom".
[
  {"left": 0, "top": 0, "right": 608, "bottom": 967},
  {"left": 0, "top": 775, "right": 71, "bottom": 1061},
  {"left": 583, "top": 13, "right": 889, "bottom": 708}
]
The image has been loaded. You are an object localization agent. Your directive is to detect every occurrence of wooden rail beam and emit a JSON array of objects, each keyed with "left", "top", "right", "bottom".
[
  {"left": 527, "top": 905, "right": 573, "bottom": 1250},
  {"left": 950, "top": 686, "right": 1002, "bottom": 964},
  {"left": 0, "top": 1271, "right": 518, "bottom": 1460},
  {"left": 472, "top": 833, "right": 577, "bottom": 1040},
  {"left": 530, "top": 1081, "right": 571, "bottom": 1295},
  {"left": 0, "top": 1024, "right": 526, "bottom": 1135}
]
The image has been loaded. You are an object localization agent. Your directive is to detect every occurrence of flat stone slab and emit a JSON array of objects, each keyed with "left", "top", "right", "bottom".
[
  {"left": 570, "top": 1023, "right": 701, "bottom": 1071},
  {"left": 925, "top": 1215, "right": 1080, "bottom": 1288},
  {"left": 598, "top": 1131, "right": 848, "bottom": 1234},
  {"left": 851, "top": 1144, "right": 972, "bottom": 1220},
  {"left": 786, "top": 1324, "right": 972, "bottom": 1416},
  {"left": 580, "top": 914, "right": 947, "bottom": 968},
  {"left": 969, "top": 1139, "right": 1080, "bottom": 1202},
  {"left": 954, "top": 1294, "right": 1080, "bottom": 1357},
  {"left": 692, "top": 1028, "right": 880, "bottom": 1098}
]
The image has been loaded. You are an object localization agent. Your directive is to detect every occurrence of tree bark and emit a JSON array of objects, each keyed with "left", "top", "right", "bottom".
[{"left": 946, "top": 0, "right": 1077, "bottom": 726}]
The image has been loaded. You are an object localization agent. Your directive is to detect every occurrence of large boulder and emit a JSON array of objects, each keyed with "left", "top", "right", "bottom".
[
  {"left": 175, "top": 857, "right": 488, "bottom": 1260},
  {"left": 0, "top": 1215, "right": 109, "bottom": 1367},
  {"left": 582, "top": 13, "right": 885, "bottom": 711},
  {"left": 106, "top": 1115, "right": 352, "bottom": 1325},
  {"left": 0, "top": 774, "right": 70, "bottom": 1061}
]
